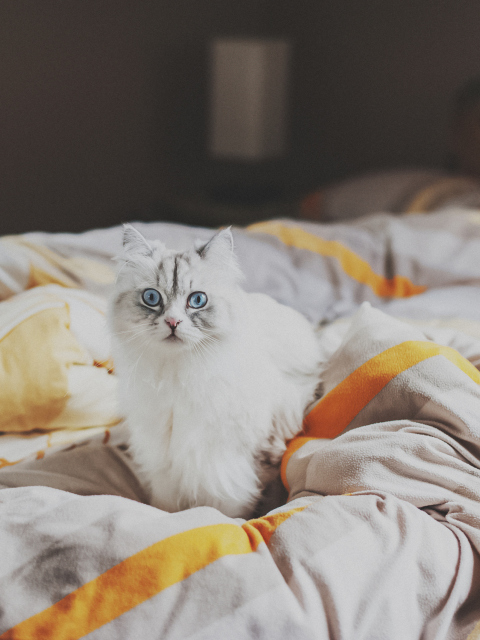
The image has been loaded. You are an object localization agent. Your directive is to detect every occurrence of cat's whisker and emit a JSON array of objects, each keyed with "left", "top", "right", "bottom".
[
  {"left": 196, "top": 338, "right": 219, "bottom": 360},
  {"left": 199, "top": 341, "right": 218, "bottom": 357},
  {"left": 132, "top": 335, "right": 153, "bottom": 393},
  {"left": 111, "top": 323, "right": 151, "bottom": 336},
  {"left": 200, "top": 336, "right": 220, "bottom": 351},
  {"left": 121, "top": 327, "right": 154, "bottom": 344},
  {"left": 186, "top": 338, "right": 197, "bottom": 359},
  {"left": 186, "top": 342, "right": 195, "bottom": 362},
  {"left": 194, "top": 338, "right": 213, "bottom": 362},
  {"left": 111, "top": 327, "right": 152, "bottom": 341},
  {"left": 192, "top": 341, "right": 204, "bottom": 360},
  {"left": 194, "top": 342, "right": 208, "bottom": 358},
  {"left": 199, "top": 335, "right": 220, "bottom": 346},
  {"left": 132, "top": 346, "right": 148, "bottom": 395},
  {"left": 125, "top": 348, "right": 145, "bottom": 393},
  {"left": 201, "top": 333, "right": 220, "bottom": 343},
  {"left": 198, "top": 328, "right": 219, "bottom": 339}
]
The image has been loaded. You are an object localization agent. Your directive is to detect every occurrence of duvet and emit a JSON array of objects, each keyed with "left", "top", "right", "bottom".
[{"left": 1, "top": 208, "right": 480, "bottom": 639}]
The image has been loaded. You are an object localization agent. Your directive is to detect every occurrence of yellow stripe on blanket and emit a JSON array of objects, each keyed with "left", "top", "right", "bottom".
[
  {"left": 248, "top": 221, "right": 426, "bottom": 298},
  {"left": 0, "top": 285, "right": 120, "bottom": 433},
  {"left": 0, "top": 506, "right": 306, "bottom": 640},
  {"left": 281, "top": 341, "right": 480, "bottom": 490}
]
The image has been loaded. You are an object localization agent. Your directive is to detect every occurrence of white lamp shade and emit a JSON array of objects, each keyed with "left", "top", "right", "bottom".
[{"left": 209, "top": 38, "right": 290, "bottom": 161}]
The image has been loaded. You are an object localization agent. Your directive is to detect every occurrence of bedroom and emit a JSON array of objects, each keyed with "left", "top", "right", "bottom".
[{"left": 1, "top": 2, "right": 480, "bottom": 638}]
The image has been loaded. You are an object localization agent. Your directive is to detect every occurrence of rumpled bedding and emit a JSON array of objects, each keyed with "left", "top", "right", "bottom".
[
  {"left": 299, "top": 169, "right": 480, "bottom": 221},
  {"left": 1, "top": 208, "right": 480, "bottom": 639}
]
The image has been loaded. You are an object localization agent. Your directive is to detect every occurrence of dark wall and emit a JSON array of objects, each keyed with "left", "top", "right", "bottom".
[
  {"left": 1, "top": 1, "right": 480, "bottom": 234},
  {"left": 289, "top": 1, "right": 480, "bottom": 184}
]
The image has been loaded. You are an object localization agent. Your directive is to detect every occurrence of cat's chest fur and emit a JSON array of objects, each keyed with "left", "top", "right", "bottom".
[{"left": 118, "top": 330, "right": 293, "bottom": 518}]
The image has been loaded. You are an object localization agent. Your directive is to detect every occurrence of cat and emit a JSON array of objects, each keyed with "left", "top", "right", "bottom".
[{"left": 109, "top": 224, "right": 320, "bottom": 519}]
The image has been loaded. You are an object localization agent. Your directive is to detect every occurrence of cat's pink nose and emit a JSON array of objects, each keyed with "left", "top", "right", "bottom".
[{"left": 165, "top": 317, "right": 182, "bottom": 329}]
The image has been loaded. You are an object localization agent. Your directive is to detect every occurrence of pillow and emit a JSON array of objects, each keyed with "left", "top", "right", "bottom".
[
  {"left": 299, "top": 169, "right": 480, "bottom": 221},
  {"left": 0, "top": 284, "right": 120, "bottom": 432}
]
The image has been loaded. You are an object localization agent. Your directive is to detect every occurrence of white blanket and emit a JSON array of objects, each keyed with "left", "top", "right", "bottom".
[{"left": 1, "top": 209, "right": 480, "bottom": 639}]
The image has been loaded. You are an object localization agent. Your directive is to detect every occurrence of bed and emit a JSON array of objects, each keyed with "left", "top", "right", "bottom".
[{"left": 1, "top": 202, "right": 480, "bottom": 639}]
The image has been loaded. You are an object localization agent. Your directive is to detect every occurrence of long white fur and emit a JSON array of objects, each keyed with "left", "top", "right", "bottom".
[{"left": 109, "top": 225, "right": 320, "bottom": 518}]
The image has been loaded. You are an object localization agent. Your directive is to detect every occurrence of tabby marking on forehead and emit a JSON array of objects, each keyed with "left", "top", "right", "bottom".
[
  {"left": 172, "top": 256, "right": 179, "bottom": 296},
  {"left": 156, "top": 252, "right": 192, "bottom": 298}
]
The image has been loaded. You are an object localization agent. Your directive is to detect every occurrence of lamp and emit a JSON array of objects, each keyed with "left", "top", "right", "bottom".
[{"left": 209, "top": 38, "right": 290, "bottom": 161}]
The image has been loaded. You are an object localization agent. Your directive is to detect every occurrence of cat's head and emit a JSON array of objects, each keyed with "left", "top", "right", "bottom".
[{"left": 111, "top": 225, "right": 244, "bottom": 354}]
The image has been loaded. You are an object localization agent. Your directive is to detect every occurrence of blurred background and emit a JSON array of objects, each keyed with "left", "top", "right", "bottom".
[{"left": 1, "top": 1, "right": 480, "bottom": 234}]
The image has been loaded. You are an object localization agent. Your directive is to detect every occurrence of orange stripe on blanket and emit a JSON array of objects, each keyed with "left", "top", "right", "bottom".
[
  {"left": 281, "top": 341, "right": 480, "bottom": 491},
  {"left": 0, "top": 507, "right": 306, "bottom": 640},
  {"left": 280, "top": 437, "right": 318, "bottom": 490},
  {"left": 243, "top": 505, "right": 307, "bottom": 548},
  {"left": 0, "top": 458, "right": 22, "bottom": 469},
  {"left": 248, "top": 221, "right": 427, "bottom": 298}
]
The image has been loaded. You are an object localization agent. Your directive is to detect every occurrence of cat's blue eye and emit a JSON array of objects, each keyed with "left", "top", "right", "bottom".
[
  {"left": 142, "top": 288, "right": 162, "bottom": 307},
  {"left": 188, "top": 291, "right": 208, "bottom": 309}
]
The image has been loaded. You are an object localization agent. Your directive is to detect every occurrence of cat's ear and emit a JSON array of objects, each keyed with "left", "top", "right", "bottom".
[
  {"left": 122, "top": 224, "right": 153, "bottom": 257},
  {"left": 197, "top": 227, "right": 243, "bottom": 281},
  {"left": 197, "top": 227, "right": 233, "bottom": 260}
]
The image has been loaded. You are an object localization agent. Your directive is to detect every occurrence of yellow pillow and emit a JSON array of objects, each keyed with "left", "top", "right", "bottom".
[{"left": 0, "top": 285, "right": 120, "bottom": 432}]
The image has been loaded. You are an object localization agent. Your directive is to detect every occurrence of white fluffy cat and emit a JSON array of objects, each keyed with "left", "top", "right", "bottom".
[{"left": 110, "top": 224, "right": 320, "bottom": 518}]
